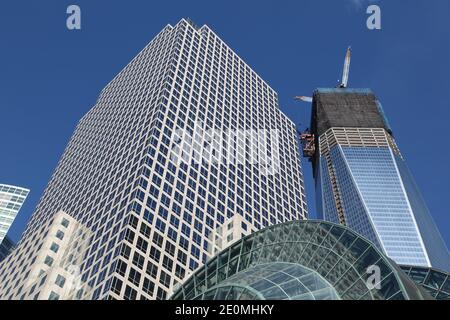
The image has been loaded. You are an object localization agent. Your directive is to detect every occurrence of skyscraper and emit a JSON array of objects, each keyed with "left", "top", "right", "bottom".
[
  {"left": 0, "top": 184, "right": 29, "bottom": 243},
  {"left": 308, "top": 88, "right": 450, "bottom": 271},
  {"left": 0, "top": 19, "right": 308, "bottom": 300}
]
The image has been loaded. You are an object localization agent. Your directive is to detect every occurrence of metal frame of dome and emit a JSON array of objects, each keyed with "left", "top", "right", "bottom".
[
  {"left": 400, "top": 265, "right": 450, "bottom": 300},
  {"left": 171, "top": 220, "right": 431, "bottom": 300},
  {"left": 195, "top": 262, "right": 341, "bottom": 300}
]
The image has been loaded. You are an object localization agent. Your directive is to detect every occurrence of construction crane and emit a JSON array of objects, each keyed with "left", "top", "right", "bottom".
[
  {"left": 294, "top": 47, "right": 352, "bottom": 160},
  {"left": 294, "top": 46, "right": 352, "bottom": 103},
  {"left": 294, "top": 96, "right": 312, "bottom": 103}
]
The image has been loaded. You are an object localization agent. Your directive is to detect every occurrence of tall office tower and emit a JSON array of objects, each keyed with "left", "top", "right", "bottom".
[
  {"left": 0, "top": 19, "right": 308, "bottom": 300},
  {"left": 0, "top": 184, "right": 29, "bottom": 243},
  {"left": 307, "top": 88, "right": 450, "bottom": 271}
]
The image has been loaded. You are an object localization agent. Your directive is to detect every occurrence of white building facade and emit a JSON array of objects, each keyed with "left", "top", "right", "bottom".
[
  {"left": 0, "top": 19, "right": 307, "bottom": 300},
  {"left": 0, "top": 184, "right": 29, "bottom": 243}
]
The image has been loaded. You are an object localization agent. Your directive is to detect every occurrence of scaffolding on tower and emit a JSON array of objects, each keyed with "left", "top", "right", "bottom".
[{"left": 298, "top": 129, "right": 315, "bottom": 159}]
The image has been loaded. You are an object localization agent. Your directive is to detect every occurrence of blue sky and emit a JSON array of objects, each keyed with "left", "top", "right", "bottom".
[{"left": 1, "top": 0, "right": 449, "bottom": 248}]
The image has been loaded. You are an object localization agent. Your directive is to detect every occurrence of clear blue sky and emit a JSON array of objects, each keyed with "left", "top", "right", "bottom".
[{"left": 1, "top": 0, "right": 449, "bottom": 248}]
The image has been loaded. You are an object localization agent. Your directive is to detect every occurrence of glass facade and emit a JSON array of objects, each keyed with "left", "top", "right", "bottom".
[
  {"left": 312, "top": 89, "right": 450, "bottom": 272},
  {"left": 192, "top": 262, "right": 340, "bottom": 300},
  {"left": 172, "top": 220, "right": 430, "bottom": 300},
  {"left": 320, "top": 145, "right": 429, "bottom": 266},
  {"left": 0, "top": 184, "right": 29, "bottom": 243}
]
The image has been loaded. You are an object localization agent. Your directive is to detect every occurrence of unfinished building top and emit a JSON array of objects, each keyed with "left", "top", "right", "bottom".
[{"left": 310, "top": 88, "right": 392, "bottom": 138}]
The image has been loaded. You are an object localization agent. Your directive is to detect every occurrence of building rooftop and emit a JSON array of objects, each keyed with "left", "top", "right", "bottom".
[{"left": 310, "top": 88, "right": 392, "bottom": 138}]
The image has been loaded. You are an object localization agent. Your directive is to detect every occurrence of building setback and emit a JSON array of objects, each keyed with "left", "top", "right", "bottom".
[{"left": 0, "top": 19, "right": 308, "bottom": 300}]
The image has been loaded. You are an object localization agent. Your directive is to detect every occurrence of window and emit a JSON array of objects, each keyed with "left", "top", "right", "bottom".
[
  {"left": 120, "top": 244, "right": 131, "bottom": 259},
  {"left": 146, "top": 261, "right": 158, "bottom": 278},
  {"left": 175, "top": 265, "right": 185, "bottom": 279},
  {"left": 143, "top": 210, "right": 154, "bottom": 224},
  {"left": 128, "top": 268, "right": 141, "bottom": 286},
  {"left": 170, "top": 215, "right": 180, "bottom": 228},
  {"left": 158, "top": 206, "right": 169, "bottom": 219},
  {"left": 111, "top": 277, "right": 123, "bottom": 295},
  {"left": 165, "top": 242, "right": 176, "bottom": 256},
  {"left": 149, "top": 246, "right": 161, "bottom": 261},
  {"left": 136, "top": 237, "right": 148, "bottom": 253},
  {"left": 124, "top": 285, "right": 137, "bottom": 300},
  {"left": 56, "top": 230, "right": 65, "bottom": 240},
  {"left": 181, "top": 224, "right": 191, "bottom": 237},
  {"left": 50, "top": 242, "right": 59, "bottom": 253},
  {"left": 116, "top": 259, "right": 127, "bottom": 277},
  {"left": 191, "top": 245, "right": 200, "bottom": 259},
  {"left": 143, "top": 278, "right": 155, "bottom": 295},
  {"left": 192, "top": 232, "right": 202, "bottom": 245},
  {"left": 159, "top": 270, "right": 171, "bottom": 288},
  {"left": 40, "top": 275, "right": 47, "bottom": 286},
  {"left": 179, "top": 236, "right": 189, "bottom": 250},
  {"left": 61, "top": 218, "right": 70, "bottom": 228},
  {"left": 125, "top": 229, "right": 135, "bottom": 243},
  {"left": 140, "top": 223, "right": 151, "bottom": 237},
  {"left": 162, "top": 256, "right": 173, "bottom": 271},
  {"left": 177, "top": 251, "right": 187, "bottom": 264},
  {"left": 44, "top": 256, "right": 54, "bottom": 267},
  {"left": 48, "top": 291, "right": 60, "bottom": 300},
  {"left": 155, "top": 218, "right": 166, "bottom": 233},
  {"left": 55, "top": 275, "right": 66, "bottom": 288},
  {"left": 128, "top": 214, "right": 139, "bottom": 229},
  {"left": 189, "top": 259, "right": 199, "bottom": 271},
  {"left": 132, "top": 252, "right": 145, "bottom": 269},
  {"left": 167, "top": 227, "right": 177, "bottom": 241},
  {"left": 156, "top": 287, "right": 167, "bottom": 300}
]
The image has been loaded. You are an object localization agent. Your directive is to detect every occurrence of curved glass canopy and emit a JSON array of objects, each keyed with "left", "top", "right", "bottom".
[
  {"left": 195, "top": 262, "right": 340, "bottom": 300},
  {"left": 400, "top": 265, "right": 450, "bottom": 300},
  {"left": 171, "top": 220, "right": 431, "bottom": 300}
]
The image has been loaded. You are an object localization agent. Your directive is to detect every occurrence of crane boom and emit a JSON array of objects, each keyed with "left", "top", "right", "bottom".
[
  {"left": 296, "top": 47, "right": 352, "bottom": 106},
  {"left": 294, "top": 96, "right": 313, "bottom": 103},
  {"left": 340, "top": 46, "right": 351, "bottom": 88}
]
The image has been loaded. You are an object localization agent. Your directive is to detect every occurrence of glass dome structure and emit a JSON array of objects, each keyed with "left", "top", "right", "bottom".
[
  {"left": 171, "top": 220, "right": 431, "bottom": 300},
  {"left": 400, "top": 265, "right": 450, "bottom": 300},
  {"left": 196, "top": 262, "right": 340, "bottom": 300}
]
